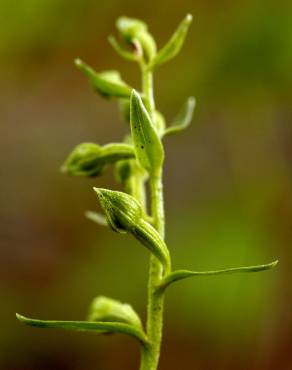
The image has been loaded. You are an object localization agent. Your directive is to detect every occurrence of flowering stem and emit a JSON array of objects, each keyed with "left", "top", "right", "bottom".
[
  {"left": 139, "top": 66, "right": 166, "bottom": 370},
  {"left": 142, "top": 65, "right": 155, "bottom": 118}
]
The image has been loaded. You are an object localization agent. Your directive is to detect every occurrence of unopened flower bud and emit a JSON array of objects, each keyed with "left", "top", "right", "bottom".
[
  {"left": 116, "top": 16, "right": 157, "bottom": 62},
  {"left": 87, "top": 296, "right": 142, "bottom": 329},
  {"left": 75, "top": 59, "right": 132, "bottom": 98},
  {"left": 94, "top": 188, "right": 170, "bottom": 272},
  {"left": 61, "top": 143, "right": 135, "bottom": 177}
]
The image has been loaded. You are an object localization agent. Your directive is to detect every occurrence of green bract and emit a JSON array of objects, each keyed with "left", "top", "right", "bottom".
[
  {"left": 130, "top": 90, "right": 164, "bottom": 174},
  {"left": 61, "top": 142, "right": 135, "bottom": 177},
  {"left": 164, "top": 96, "right": 196, "bottom": 136},
  {"left": 17, "top": 14, "right": 278, "bottom": 370},
  {"left": 150, "top": 14, "right": 193, "bottom": 69}
]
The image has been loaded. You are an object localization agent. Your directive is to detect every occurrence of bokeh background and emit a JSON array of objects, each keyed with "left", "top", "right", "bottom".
[{"left": 1, "top": 0, "right": 291, "bottom": 369}]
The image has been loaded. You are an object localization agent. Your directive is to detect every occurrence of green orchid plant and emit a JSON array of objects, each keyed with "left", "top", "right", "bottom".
[{"left": 17, "top": 14, "right": 277, "bottom": 370}]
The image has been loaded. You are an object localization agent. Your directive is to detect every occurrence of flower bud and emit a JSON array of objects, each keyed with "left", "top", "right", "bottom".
[
  {"left": 87, "top": 296, "right": 142, "bottom": 329},
  {"left": 94, "top": 188, "right": 142, "bottom": 233},
  {"left": 75, "top": 59, "right": 132, "bottom": 98},
  {"left": 116, "top": 16, "right": 157, "bottom": 62},
  {"left": 108, "top": 35, "right": 142, "bottom": 62},
  {"left": 94, "top": 188, "right": 171, "bottom": 271},
  {"left": 117, "top": 17, "right": 147, "bottom": 40},
  {"left": 61, "top": 143, "right": 135, "bottom": 177}
]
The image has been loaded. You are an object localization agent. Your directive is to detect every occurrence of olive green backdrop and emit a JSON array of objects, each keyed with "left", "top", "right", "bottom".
[{"left": 0, "top": 0, "right": 291, "bottom": 369}]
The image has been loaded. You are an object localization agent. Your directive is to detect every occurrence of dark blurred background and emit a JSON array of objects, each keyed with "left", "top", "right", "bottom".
[{"left": 1, "top": 0, "right": 291, "bottom": 369}]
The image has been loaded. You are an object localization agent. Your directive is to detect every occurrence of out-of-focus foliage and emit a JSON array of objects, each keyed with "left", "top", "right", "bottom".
[{"left": 0, "top": 0, "right": 291, "bottom": 369}]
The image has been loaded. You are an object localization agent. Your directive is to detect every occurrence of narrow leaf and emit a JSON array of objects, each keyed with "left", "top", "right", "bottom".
[
  {"left": 16, "top": 313, "right": 148, "bottom": 344},
  {"left": 150, "top": 14, "right": 193, "bottom": 69},
  {"left": 85, "top": 211, "right": 108, "bottom": 226},
  {"left": 164, "top": 97, "right": 196, "bottom": 137},
  {"left": 157, "top": 260, "right": 278, "bottom": 291},
  {"left": 75, "top": 59, "right": 132, "bottom": 98},
  {"left": 130, "top": 90, "right": 164, "bottom": 174}
]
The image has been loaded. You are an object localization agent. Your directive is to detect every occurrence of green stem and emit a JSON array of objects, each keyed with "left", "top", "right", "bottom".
[
  {"left": 142, "top": 65, "right": 155, "bottom": 118},
  {"left": 145, "top": 171, "right": 165, "bottom": 370},
  {"left": 139, "top": 65, "right": 166, "bottom": 370}
]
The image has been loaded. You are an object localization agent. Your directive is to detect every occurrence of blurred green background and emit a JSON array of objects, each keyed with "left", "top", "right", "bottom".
[{"left": 0, "top": 0, "right": 291, "bottom": 369}]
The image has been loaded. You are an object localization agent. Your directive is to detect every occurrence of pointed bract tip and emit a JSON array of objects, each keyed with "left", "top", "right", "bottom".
[
  {"left": 189, "top": 96, "right": 196, "bottom": 104},
  {"left": 131, "top": 89, "right": 142, "bottom": 105},
  {"left": 93, "top": 187, "right": 110, "bottom": 198},
  {"left": 93, "top": 187, "right": 102, "bottom": 196},
  {"left": 74, "top": 58, "right": 83, "bottom": 68},
  {"left": 186, "top": 14, "right": 193, "bottom": 22},
  {"left": 131, "top": 89, "right": 139, "bottom": 98}
]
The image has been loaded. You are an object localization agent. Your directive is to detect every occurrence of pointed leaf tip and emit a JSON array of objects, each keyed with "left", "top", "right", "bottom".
[
  {"left": 157, "top": 259, "right": 278, "bottom": 291},
  {"left": 16, "top": 313, "right": 25, "bottom": 322}
]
